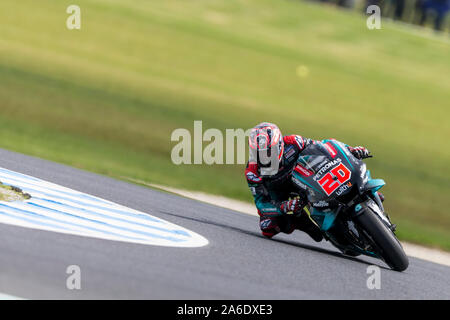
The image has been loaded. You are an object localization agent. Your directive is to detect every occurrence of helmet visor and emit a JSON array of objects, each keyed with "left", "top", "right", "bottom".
[{"left": 249, "top": 128, "right": 283, "bottom": 176}]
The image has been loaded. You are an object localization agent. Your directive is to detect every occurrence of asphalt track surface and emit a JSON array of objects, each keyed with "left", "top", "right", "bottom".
[{"left": 0, "top": 149, "right": 449, "bottom": 299}]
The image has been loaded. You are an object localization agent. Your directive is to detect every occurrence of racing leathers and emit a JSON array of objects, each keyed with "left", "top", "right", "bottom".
[{"left": 245, "top": 135, "right": 371, "bottom": 241}]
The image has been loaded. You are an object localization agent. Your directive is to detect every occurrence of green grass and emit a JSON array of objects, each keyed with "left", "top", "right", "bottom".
[
  {"left": 0, "top": 0, "right": 449, "bottom": 250},
  {"left": 0, "top": 183, "right": 31, "bottom": 202}
]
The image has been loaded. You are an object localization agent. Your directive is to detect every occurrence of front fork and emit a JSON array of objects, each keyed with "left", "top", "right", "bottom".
[
  {"left": 354, "top": 198, "right": 396, "bottom": 234},
  {"left": 372, "top": 191, "right": 384, "bottom": 213}
]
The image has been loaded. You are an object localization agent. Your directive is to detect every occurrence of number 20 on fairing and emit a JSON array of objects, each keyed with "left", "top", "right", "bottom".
[{"left": 317, "top": 163, "right": 351, "bottom": 196}]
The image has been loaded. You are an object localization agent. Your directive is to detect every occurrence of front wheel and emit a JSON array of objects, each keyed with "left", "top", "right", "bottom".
[{"left": 355, "top": 205, "right": 409, "bottom": 271}]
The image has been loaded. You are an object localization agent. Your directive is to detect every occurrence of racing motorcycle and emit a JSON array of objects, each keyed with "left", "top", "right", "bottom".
[{"left": 291, "top": 139, "right": 409, "bottom": 271}]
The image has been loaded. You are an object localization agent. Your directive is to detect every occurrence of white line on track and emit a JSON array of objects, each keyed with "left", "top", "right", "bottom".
[
  {"left": 0, "top": 168, "right": 208, "bottom": 248},
  {"left": 0, "top": 293, "right": 25, "bottom": 300}
]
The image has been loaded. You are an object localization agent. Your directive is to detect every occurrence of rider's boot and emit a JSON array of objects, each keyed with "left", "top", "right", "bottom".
[{"left": 294, "top": 210, "right": 323, "bottom": 242}]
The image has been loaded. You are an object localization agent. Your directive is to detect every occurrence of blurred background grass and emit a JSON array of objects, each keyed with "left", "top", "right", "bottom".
[{"left": 0, "top": 0, "right": 449, "bottom": 249}]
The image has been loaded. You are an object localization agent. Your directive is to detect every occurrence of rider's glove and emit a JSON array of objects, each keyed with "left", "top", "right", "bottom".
[
  {"left": 280, "top": 198, "right": 304, "bottom": 214},
  {"left": 349, "top": 146, "right": 371, "bottom": 159}
]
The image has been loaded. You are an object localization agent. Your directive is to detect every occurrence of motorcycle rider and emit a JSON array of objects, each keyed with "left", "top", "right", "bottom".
[{"left": 245, "top": 122, "right": 372, "bottom": 241}]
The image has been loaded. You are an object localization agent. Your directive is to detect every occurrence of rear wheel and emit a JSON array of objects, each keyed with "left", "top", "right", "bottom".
[
  {"left": 326, "top": 221, "right": 362, "bottom": 257},
  {"left": 341, "top": 249, "right": 361, "bottom": 257},
  {"left": 355, "top": 205, "right": 409, "bottom": 271}
]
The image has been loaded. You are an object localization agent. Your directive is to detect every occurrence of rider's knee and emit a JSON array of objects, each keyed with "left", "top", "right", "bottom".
[{"left": 260, "top": 217, "right": 280, "bottom": 238}]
